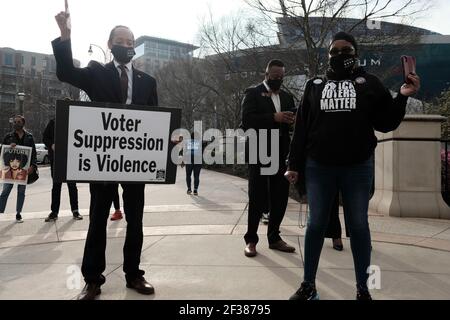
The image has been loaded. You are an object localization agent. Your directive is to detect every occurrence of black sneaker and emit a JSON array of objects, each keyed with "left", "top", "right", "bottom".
[
  {"left": 187, "top": 189, "right": 192, "bottom": 195},
  {"left": 16, "top": 214, "right": 24, "bottom": 224},
  {"left": 289, "top": 282, "right": 319, "bottom": 300},
  {"left": 193, "top": 190, "right": 198, "bottom": 196},
  {"left": 45, "top": 212, "right": 58, "bottom": 222},
  {"left": 356, "top": 285, "right": 372, "bottom": 301},
  {"left": 72, "top": 210, "right": 83, "bottom": 220}
]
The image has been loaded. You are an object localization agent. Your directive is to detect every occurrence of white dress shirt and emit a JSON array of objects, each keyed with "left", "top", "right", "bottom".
[
  {"left": 263, "top": 80, "right": 281, "bottom": 113},
  {"left": 114, "top": 59, "right": 133, "bottom": 105}
]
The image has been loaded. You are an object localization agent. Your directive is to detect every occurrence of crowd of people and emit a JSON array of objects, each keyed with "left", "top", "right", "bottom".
[{"left": 0, "top": 5, "right": 420, "bottom": 301}]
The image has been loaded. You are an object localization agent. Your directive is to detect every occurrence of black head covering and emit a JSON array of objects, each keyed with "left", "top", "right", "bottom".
[{"left": 330, "top": 32, "right": 358, "bottom": 55}]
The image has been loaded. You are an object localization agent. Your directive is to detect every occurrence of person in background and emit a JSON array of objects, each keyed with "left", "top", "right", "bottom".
[
  {"left": 181, "top": 131, "right": 205, "bottom": 196},
  {"left": 43, "top": 117, "right": 82, "bottom": 222},
  {"left": 241, "top": 59, "right": 297, "bottom": 258},
  {"left": 325, "top": 194, "right": 346, "bottom": 251},
  {"left": 110, "top": 184, "right": 124, "bottom": 221},
  {"left": 297, "top": 174, "right": 346, "bottom": 251},
  {"left": 0, "top": 115, "right": 37, "bottom": 223}
]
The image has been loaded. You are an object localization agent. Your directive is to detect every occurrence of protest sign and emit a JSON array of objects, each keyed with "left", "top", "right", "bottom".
[
  {"left": 55, "top": 100, "right": 181, "bottom": 184},
  {"left": 0, "top": 145, "right": 32, "bottom": 186}
]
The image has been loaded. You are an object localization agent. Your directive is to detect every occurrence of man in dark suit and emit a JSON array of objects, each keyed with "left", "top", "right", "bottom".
[
  {"left": 241, "top": 59, "right": 296, "bottom": 257},
  {"left": 53, "top": 9, "right": 157, "bottom": 300},
  {"left": 42, "top": 116, "right": 82, "bottom": 222}
]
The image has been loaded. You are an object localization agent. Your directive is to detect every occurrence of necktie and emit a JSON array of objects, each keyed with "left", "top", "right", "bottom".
[{"left": 119, "top": 65, "right": 128, "bottom": 103}]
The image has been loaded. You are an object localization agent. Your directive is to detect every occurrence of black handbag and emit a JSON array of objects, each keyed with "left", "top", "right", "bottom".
[{"left": 27, "top": 166, "right": 39, "bottom": 184}]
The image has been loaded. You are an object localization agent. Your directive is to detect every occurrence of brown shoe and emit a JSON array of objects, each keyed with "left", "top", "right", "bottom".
[
  {"left": 110, "top": 210, "right": 123, "bottom": 221},
  {"left": 244, "top": 243, "right": 257, "bottom": 257},
  {"left": 126, "top": 277, "right": 155, "bottom": 295},
  {"left": 76, "top": 283, "right": 101, "bottom": 300},
  {"left": 269, "top": 240, "right": 296, "bottom": 253}
]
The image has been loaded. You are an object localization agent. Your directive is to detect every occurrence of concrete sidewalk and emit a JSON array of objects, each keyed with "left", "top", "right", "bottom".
[{"left": 0, "top": 167, "right": 450, "bottom": 300}]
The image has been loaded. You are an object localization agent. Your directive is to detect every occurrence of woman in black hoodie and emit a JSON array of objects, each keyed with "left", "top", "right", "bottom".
[{"left": 285, "top": 32, "right": 420, "bottom": 300}]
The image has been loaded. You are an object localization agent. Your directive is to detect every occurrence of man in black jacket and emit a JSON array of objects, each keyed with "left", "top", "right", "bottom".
[
  {"left": 42, "top": 117, "right": 82, "bottom": 222},
  {"left": 241, "top": 59, "right": 297, "bottom": 257},
  {"left": 53, "top": 9, "right": 157, "bottom": 300},
  {"left": 0, "top": 115, "right": 37, "bottom": 223}
]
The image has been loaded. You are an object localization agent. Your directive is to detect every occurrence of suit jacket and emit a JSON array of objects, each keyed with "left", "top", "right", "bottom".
[
  {"left": 52, "top": 38, "right": 158, "bottom": 106},
  {"left": 241, "top": 83, "right": 296, "bottom": 167}
]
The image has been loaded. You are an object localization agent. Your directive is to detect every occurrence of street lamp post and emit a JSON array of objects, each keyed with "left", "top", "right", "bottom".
[
  {"left": 88, "top": 44, "right": 108, "bottom": 64},
  {"left": 17, "top": 92, "right": 25, "bottom": 115}
]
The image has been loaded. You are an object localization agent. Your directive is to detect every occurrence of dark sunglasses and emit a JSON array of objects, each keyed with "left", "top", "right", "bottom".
[{"left": 329, "top": 46, "right": 356, "bottom": 56}]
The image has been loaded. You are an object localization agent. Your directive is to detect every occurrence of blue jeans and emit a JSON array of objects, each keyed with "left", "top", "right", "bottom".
[
  {"left": 303, "top": 156, "right": 373, "bottom": 289},
  {"left": 0, "top": 183, "right": 27, "bottom": 215},
  {"left": 186, "top": 164, "right": 202, "bottom": 191}
]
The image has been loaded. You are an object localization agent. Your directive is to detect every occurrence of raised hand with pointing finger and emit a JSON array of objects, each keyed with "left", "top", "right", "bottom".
[
  {"left": 55, "top": 0, "right": 71, "bottom": 40},
  {"left": 55, "top": 12, "right": 71, "bottom": 40}
]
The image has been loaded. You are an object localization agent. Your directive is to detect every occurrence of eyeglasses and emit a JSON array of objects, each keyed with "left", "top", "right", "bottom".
[{"left": 329, "top": 46, "right": 356, "bottom": 57}]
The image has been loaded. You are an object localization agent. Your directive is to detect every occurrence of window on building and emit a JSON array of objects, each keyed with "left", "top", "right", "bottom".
[
  {"left": 20, "top": 55, "right": 24, "bottom": 65},
  {"left": 158, "top": 50, "right": 168, "bottom": 59},
  {"left": 42, "top": 60, "right": 47, "bottom": 68},
  {"left": 2, "top": 66, "right": 16, "bottom": 75},
  {"left": 1, "top": 102, "right": 15, "bottom": 110},
  {"left": 2, "top": 75, "right": 16, "bottom": 85},
  {"left": 31, "top": 56, "right": 36, "bottom": 66},
  {"left": 4, "top": 53, "right": 13, "bottom": 66},
  {"left": 3, "top": 84, "right": 16, "bottom": 92},
  {"left": 158, "top": 43, "right": 169, "bottom": 50},
  {"left": 0, "top": 94, "right": 16, "bottom": 103},
  {"left": 170, "top": 47, "right": 180, "bottom": 58}
]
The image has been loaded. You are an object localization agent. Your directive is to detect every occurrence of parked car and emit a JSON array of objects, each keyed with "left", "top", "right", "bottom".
[{"left": 35, "top": 143, "right": 49, "bottom": 165}]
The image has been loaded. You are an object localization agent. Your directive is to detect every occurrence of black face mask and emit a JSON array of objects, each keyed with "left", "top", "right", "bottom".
[
  {"left": 329, "top": 54, "right": 356, "bottom": 78},
  {"left": 13, "top": 124, "right": 23, "bottom": 131},
  {"left": 267, "top": 78, "right": 283, "bottom": 92},
  {"left": 111, "top": 45, "right": 136, "bottom": 64}
]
